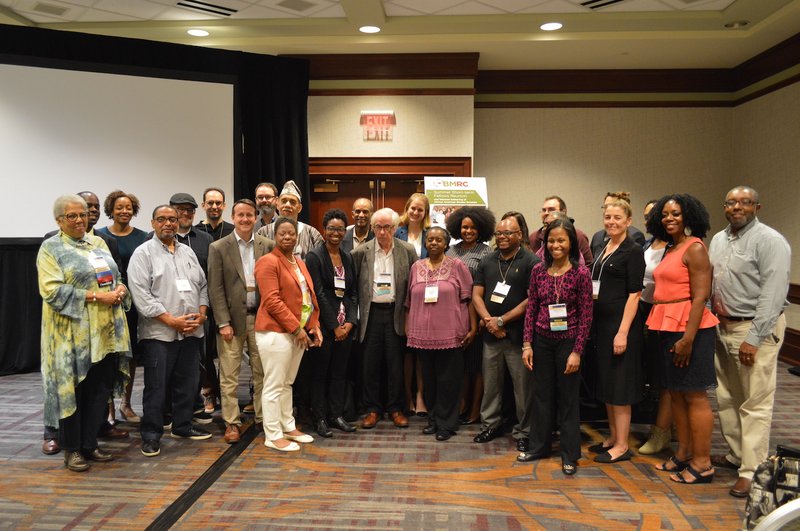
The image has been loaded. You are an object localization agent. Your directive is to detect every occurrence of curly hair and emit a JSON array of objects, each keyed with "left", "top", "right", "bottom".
[
  {"left": 542, "top": 218, "right": 580, "bottom": 268},
  {"left": 645, "top": 194, "right": 711, "bottom": 241},
  {"left": 103, "top": 190, "right": 141, "bottom": 219},
  {"left": 322, "top": 208, "right": 348, "bottom": 228},
  {"left": 445, "top": 206, "right": 496, "bottom": 243},
  {"left": 398, "top": 193, "right": 431, "bottom": 229}
]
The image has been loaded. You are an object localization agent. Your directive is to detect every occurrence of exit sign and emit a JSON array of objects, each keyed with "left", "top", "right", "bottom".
[{"left": 360, "top": 110, "right": 396, "bottom": 141}]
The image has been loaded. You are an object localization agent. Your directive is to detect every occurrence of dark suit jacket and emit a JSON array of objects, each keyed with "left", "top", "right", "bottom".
[
  {"left": 394, "top": 225, "right": 428, "bottom": 258},
  {"left": 254, "top": 247, "right": 320, "bottom": 334},
  {"left": 590, "top": 226, "right": 646, "bottom": 258},
  {"left": 305, "top": 245, "right": 358, "bottom": 332},
  {"left": 351, "top": 237, "right": 417, "bottom": 342},
  {"left": 340, "top": 227, "right": 374, "bottom": 255},
  {"left": 44, "top": 228, "right": 122, "bottom": 272},
  {"left": 207, "top": 232, "right": 274, "bottom": 336}
]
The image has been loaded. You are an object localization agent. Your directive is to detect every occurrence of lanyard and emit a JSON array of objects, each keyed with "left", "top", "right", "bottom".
[
  {"left": 497, "top": 248, "right": 520, "bottom": 284},
  {"left": 591, "top": 241, "right": 615, "bottom": 281}
]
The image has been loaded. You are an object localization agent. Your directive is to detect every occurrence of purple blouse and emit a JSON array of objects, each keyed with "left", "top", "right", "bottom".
[
  {"left": 405, "top": 257, "right": 472, "bottom": 350},
  {"left": 522, "top": 263, "right": 593, "bottom": 354}
]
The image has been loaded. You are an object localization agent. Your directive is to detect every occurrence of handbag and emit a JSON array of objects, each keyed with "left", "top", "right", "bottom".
[{"left": 744, "top": 445, "right": 800, "bottom": 530}]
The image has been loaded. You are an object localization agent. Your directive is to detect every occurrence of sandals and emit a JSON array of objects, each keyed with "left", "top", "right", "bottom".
[
  {"left": 656, "top": 455, "right": 692, "bottom": 472},
  {"left": 670, "top": 465, "right": 715, "bottom": 484}
]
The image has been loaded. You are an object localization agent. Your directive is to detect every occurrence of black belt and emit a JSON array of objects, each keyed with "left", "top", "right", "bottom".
[
  {"left": 717, "top": 314, "right": 754, "bottom": 322},
  {"left": 371, "top": 302, "right": 395, "bottom": 310},
  {"left": 246, "top": 308, "right": 258, "bottom": 315}
]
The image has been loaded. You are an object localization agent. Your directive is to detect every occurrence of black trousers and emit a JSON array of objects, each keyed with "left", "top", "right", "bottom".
[
  {"left": 140, "top": 337, "right": 200, "bottom": 442},
  {"left": 418, "top": 347, "right": 464, "bottom": 433},
  {"left": 362, "top": 304, "right": 404, "bottom": 414},
  {"left": 528, "top": 335, "right": 581, "bottom": 464},
  {"left": 58, "top": 354, "right": 115, "bottom": 452},
  {"left": 310, "top": 328, "right": 353, "bottom": 420}
]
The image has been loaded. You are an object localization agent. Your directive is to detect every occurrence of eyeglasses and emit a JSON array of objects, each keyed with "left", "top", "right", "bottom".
[
  {"left": 256, "top": 195, "right": 275, "bottom": 202},
  {"left": 372, "top": 224, "right": 394, "bottom": 232},
  {"left": 60, "top": 212, "right": 88, "bottom": 222},
  {"left": 174, "top": 206, "right": 196, "bottom": 214},
  {"left": 493, "top": 230, "right": 520, "bottom": 238},
  {"left": 723, "top": 199, "right": 757, "bottom": 208},
  {"left": 154, "top": 216, "right": 178, "bottom": 224},
  {"left": 204, "top": 201, "right": 224, "bottom": 207},
  {"left": 325, "top": 226, "right": 346, "bottom": 233}
]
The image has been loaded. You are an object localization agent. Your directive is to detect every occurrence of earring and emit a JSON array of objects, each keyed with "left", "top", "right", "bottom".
[{"left": 684, "top": 226, "right": 692, "bottom": 237}]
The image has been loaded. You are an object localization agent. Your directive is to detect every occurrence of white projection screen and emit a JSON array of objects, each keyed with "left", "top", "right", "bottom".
[{"left": 0, "top": 63, "right": 234, "bottom": 237}]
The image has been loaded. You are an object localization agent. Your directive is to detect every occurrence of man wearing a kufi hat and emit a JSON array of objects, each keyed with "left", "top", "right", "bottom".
[{"left": 256, "top": 180, "right": 322, "bottom": 260}]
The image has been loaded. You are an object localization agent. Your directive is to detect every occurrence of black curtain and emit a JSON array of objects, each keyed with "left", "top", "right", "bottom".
[{"left": 0, "top": 24, "right": 309, "bottom": 373}]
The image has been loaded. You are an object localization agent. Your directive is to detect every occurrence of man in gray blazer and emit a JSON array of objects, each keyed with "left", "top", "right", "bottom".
[
  {"left": 351, "top": 208, "right": 417, "bottom": 429},
  {"left": 207, "top": 199, "right": 274, "bottom": 443}
]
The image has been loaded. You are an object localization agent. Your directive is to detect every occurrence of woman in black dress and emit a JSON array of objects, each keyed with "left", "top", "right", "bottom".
[{"left": 588, "top": 199, "right": 645, "bottom": 463}]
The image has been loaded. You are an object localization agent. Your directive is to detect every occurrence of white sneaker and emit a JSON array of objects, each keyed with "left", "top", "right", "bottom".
[{"left": 265, "top": 439, "right": 300, "bottom": 452}]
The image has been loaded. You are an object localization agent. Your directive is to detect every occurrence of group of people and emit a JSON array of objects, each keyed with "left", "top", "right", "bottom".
[{"left": 38, "top": 182, "right": 790, "bottom": 500}]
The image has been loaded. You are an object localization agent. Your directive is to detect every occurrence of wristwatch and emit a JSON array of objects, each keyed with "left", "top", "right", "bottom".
[{"left": 497, "top": 316, "right": 504, "bottom": 328}]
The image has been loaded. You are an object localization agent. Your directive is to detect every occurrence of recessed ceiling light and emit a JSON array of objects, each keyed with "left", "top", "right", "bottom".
[
  {"left": 359, "top": 25, "right": 381, "bottom": 34},
  {"left": 724, "top": 20, "right": 749, "bottom": 29},
  {"left": 187, "top": 29, "right": 209, "bottom": 37},
  {"left": 540, "top": 22, "right": 562, "bottom": 31}
]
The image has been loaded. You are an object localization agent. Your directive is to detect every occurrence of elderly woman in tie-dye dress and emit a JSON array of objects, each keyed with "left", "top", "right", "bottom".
[{"left": 38, "top": 194, "right": 131, "bottom": 472}]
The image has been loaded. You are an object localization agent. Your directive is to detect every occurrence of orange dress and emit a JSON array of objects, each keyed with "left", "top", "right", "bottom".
[{"left": 646, "top": 237, "right": 718, "bottom": 332}]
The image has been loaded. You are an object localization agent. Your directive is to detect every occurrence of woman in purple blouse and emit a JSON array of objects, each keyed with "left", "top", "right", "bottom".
[
  {"left": 520, "top": 219, "right": 593, "bottom": 475},
  {"left": 405, "top": 227, "right": 476, "bottom": 441}
]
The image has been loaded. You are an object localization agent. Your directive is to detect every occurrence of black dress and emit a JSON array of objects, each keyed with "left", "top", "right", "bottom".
[{"left": 589, "top": 237, "right": 645, "bottom": 406}]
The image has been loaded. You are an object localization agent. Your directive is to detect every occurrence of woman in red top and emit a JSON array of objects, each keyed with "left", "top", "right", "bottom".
[{"left": 646, "top": 194, "right": 718, "bottom": 484}]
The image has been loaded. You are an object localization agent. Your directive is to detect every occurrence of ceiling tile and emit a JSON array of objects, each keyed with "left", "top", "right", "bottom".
[
  {"left": 436, "top": 1, "right": 509, "bottom": 15},
  {"left": 92, "top": 0, "right": 168, "bottom": 19}
]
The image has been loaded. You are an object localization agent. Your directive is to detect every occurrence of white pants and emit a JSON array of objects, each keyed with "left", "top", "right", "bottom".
[
  {"left": 217, "top": 314, "right": 264, "bottom": 426},
  {"left": 255, "top": 331, "right": 305, "bottom": 441},
  {"left": 714, "top": 313, "right": 786, "bottom": 479}
]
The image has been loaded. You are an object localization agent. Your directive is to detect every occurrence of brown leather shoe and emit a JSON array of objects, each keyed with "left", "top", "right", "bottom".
[
  {"left": 390, "top": 411, "right": 409, "bottom": 428},
  {"left": 729, "top": 476, "right": 752, "bottom": 498},
  {"left": 224, "top": 424, "right": 241, "bottom": 444},
  {"left": 42, "top": 439, "right": 60, "bottom": 455},
  {"left": 99, "top": 426, "right": 130, "bottom": 439},
  {"left": 64, "top": 451, "right": 90, "bottom": 472},
  {"left": 362, "top": 412, "right": 380, "bottom": 429}
]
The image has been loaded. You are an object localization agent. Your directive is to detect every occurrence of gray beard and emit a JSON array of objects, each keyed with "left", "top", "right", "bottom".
[{"left": 259, "top": 205, "right": 275, "bottom": 220}]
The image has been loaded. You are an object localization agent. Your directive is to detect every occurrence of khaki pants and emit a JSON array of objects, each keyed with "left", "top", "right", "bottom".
[
  {"left": 217, "top": 314, "right": 264, "bottom": 426},
  {"left": 715, "top": 313, "right": 786, "bottom": 479}
]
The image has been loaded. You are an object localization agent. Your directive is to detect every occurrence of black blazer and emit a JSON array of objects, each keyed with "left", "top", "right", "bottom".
[
  {"left": 340, "top": 227, "right": 374, "bottom": 255},
  {"left": 305, "top": 244, "right": 358, "bottom": 333}
]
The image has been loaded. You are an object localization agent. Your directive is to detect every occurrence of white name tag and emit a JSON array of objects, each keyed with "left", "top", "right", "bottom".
[
  {"left": 490, "top": 281, "right": 510, "bottom": 304},
  {"left": 592, "top": 280, "right": 601, "bottom": 300},
  {"left": 334, "top": 277, "right": 346, "bottom": 289},
  {"left": 375, "top": 273, "right": 392, "bottom": 297},
  {"left": 424, "top": 284, "right": 439, "bottom": 303},
  {"left": 548, "top": 303, "right": 568, "bottom": 331},
  {"left": 176, "top": 278, "right": 192, "bottom": 292}
]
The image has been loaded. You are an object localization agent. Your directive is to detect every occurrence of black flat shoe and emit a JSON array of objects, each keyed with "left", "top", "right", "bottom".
[
  {"left": 473, "top": 428, "right": 499, "bottom": 443},
  {"left": 588, "top": 442, "right": 613, "bottom": 453},
  {"left": 436, "top": 430, "right": 455, "bottom": 441},
  {"left": 422, "top": 423, "right": 437, "bottom": 435},
  {"left": 329, "top": 416, "right": 356, "bottom": 433},
  {"left": 594, "top": 449, "right": 633, "bottom": 463},
  {"left": 562, "top": 461, "right": 578, "bottom": 475},
  {"left": 516, "top": 451, "right": 550, "bottom": 462},
  {"left": 516, "top": 437, "right": 530, "bottom": 452},
  {"left": 459, "top": 414, "right": 478, "bottom": 425},
  {"left": 315, "top": 419, "right": 333, "bottom": 438}
]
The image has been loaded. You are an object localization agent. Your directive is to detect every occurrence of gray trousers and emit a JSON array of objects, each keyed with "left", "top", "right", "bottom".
[{"left": 480, "top": 338, "right": 531, "bottom": 439}]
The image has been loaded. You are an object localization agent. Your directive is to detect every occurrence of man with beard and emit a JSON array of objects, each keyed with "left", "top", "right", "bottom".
[
  {"left": 254, "top": 182, "right": 278, "bottom": 232},
  {"left": 256, "top": 180, "right": 322, "bottom": 259},
  {"left": 128, "top": 205, "right": 212, "bottom": 457},
  {"left": 41, "top": 191, "right": 129, "bottom": 455},
  {"left": 709, "top": 186, "right": 791, "bottom": 498},
  {"left": 341, "top": 197, "right": 375, "bottom": 254},
  {"left": 529, "top": 195, "right": 592, "bottom": 264},
  {"left": 196, "top": 187, "right": 234, "bottom": 241}
]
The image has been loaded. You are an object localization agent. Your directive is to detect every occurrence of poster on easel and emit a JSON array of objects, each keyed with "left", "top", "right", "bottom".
[{"left": 423, "top": 176, "right": 489, "bottom": 228}]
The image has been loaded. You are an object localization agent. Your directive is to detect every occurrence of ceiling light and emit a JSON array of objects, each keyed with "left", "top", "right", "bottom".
[
  {"left": 540, "top": 22, "right": 562, "bottom": 31},
  {"left": 359, "top": 26, "right": 381, "bottom": 34},
  {"left": 724, "top": 20, "right": 749, "bottom": 29},
  {"left": 187, "top": 29, "right": 209, "bottom": 37}
]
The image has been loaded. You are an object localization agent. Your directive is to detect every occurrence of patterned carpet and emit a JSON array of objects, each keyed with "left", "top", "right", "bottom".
[{"left": 1, "top": 363, "right": 798, "bottom": 530}]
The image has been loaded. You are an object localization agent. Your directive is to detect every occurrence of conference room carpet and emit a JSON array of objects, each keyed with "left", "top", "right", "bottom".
[{"left": 2, "top": 363, "right": 798, "bottom": 530}]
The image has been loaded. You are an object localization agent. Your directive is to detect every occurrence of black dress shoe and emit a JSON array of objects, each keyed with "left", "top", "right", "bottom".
[
  {"left": 83, "top": 447, "right": 114, "bottom": 462},
  {"left": 315, "top": 419, "right": 333, "bottom": 438},
  {"left": 422, "top": 423, "right": 437, "bottom": 435},
  {"left": 473, "top": 428, "right": 499, "bottom": 443},
  {"left": 330, "top": 416, "right": 356, "bottom": 433},
  {"left": 516, "top": 437, "right": 530, "bottom": 452},
  {"left": 436, "top": 430, "right": 455, "bottom": 441},
  {"left": 562, "top": 461, "right": 578, "bottom": 475},
  {"left": 516, "top": 451, "right": 550, "bottom": 462}
]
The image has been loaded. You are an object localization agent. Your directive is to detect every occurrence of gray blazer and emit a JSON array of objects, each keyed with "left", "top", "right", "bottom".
[
  {"left": 207, "top": 232, "right": 274, "bottom": 336},
  {"left": 351, "top": 237, "right": 417, "bottom": 342}
]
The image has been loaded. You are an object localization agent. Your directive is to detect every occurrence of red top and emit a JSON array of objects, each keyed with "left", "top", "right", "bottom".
[{"left": 646, "top": 237, "right": 719, "bottom": 332}]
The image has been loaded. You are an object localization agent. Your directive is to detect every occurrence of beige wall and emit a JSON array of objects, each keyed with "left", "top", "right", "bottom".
[
  {"left": 474, "top": 107, "right": 734, "bottom": 241},
  {"left": 308, "top": 95, "right": 473, "bottom": 158}
]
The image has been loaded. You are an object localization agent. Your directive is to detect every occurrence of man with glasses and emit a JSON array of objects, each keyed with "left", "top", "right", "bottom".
[
  {"left": 254, "top": 182, "right": 278, "bottom": 232},
  {"left": 472, "top": 216, "right": 540, "bottom": 451},
  {"left": 256, "top": 180, "right": 322, "bottom": 260},
  {"left": 341, "top": 197, "right": 375, "bottom": 254},
  {"left": 196, "top": 187, "right": 234, "bottom": 241},
  {"left": 709, "top": 186, "right": 791, "bottom": 498},
  {"left": 128, "top": 205, "right": 213, "bottom": 457},
  {"left": 529, "top": 196, "right": 592, "bottom": 264},
  {"left": 169, "top": 193, "right": 213, "bottom": 275},
  {"left": 351, "top": 208, "right": 418, "bottom": 429}
]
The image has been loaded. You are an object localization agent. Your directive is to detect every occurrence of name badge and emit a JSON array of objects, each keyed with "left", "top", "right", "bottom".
[
  {"left": 375, "top": 273, "right": 392, "bottom": 297},
  {"left": 88, "top": 251, "right": 114, "bottom": 287},
  {"left": 548, "top": 303, "right": 568, "bottom": 331},
  {"left": 176, "top": 278, "right": 192, "bottom": 292},
  {"left": 246, "top": 278, "right": 256, "bottom": 289},
  {"left": 334, "top": 276, "right": 346, "bottom": 297},
  {"left": 424, "top": 284, "right": 439, "bottom": 303},
  {"left": 490, "top": 281, "right": 510, "bottom": 304},
  {"left": 592, "top": 280, "right": 601, "bottom": 300}
]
